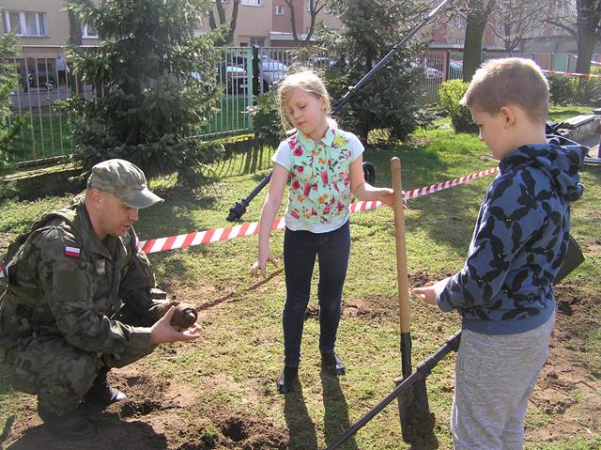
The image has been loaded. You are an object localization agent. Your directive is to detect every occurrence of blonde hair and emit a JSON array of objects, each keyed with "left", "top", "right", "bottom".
[
  {"left": 277, "top": 69, "right": 336, "bottom": 132},
  {"left": 460, "top": 58, "right": 549, "bottom": 124}
]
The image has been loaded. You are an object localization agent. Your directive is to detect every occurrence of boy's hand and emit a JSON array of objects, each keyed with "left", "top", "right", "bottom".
[{"left": 412, "top": 283, "right": 437, "bottom": 306}]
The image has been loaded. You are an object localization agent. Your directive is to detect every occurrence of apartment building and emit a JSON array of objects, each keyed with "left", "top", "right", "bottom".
[{"left": 0, "top": 0, "right": 340, "bottom": 48}]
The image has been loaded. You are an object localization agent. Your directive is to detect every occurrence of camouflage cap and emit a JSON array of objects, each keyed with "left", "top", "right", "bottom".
[{"left": 87, "top": 159, "right": 163, "bottom": 209}]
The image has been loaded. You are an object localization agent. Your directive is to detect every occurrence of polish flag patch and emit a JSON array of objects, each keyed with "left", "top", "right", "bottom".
[{"left": 64, "top": 246, "right": 81, "bottom": 258}]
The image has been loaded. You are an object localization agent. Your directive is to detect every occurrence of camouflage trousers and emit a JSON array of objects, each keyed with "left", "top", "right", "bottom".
[{"left": 5, "top": 334, "right": 148, "bottom": 415}]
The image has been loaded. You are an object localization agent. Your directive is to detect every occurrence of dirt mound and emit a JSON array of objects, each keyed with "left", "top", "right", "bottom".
[{"left": 175, "top": 413, "right": 288, "bottom": 450}]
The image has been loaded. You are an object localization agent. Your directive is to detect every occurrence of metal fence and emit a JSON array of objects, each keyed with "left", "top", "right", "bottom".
[
  {"left": 7, "top": 46, "right": 259, "bottom": 165},
  {"left": 5, "top": 46, "right": 591, "bottom": 165}
]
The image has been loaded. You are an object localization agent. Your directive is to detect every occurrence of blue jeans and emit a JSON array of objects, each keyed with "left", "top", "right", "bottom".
[{"left": 282, "top": 221, "right": 351, "bottom": 367}]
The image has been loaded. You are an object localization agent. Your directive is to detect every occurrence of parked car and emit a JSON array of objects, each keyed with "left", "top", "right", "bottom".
[
  {"left": 409, "top": 61, "right": 443, "bottom": 79},
  {"left": 260, "top": 60, "right": 287, "bottom": 91},
  {"left": 223, "top": 65, "right": 247, "bottom": 93},
  {"left": 192, "top": 65, "right": 248, "bottom": 94},
  {"left": 24, "top": 69, "right": 54, "bottom": 92}
]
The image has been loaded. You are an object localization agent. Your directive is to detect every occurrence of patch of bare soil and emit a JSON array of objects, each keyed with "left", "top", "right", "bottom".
[
  {"left": 176, "top": 412, "right": 288, "bottom": 450},
  {"left": 343, "top": 270, "right": 451, "bottom": 323},
  {"left": 2, "top": 367, "right": 288, "bottom": 450},
  {"left": 528, "top": 280, "right": 601, "bottom": 444}
]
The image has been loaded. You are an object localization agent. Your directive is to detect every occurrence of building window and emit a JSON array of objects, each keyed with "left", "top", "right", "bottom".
[
  {"left": 275, "top": 5, "right": 285, "bottom": 15},
  {"left": 82, "top": 24, "right": 98, "bottom": 39},
  {"left": 3, "top": 11, "right": 47, "bottom": 37},
  {"left": 250, "top": 37, "right": 266, "bottom": 47},
  {"left": 242, "top": 0, "right": 262, "bottom": 6}
]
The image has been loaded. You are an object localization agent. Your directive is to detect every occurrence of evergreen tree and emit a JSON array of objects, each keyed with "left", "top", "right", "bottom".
[
  {"left": 323, "top": 0, "right": 431, "bottom": 141},
  {"left": 63, "top": 0, "right": 224, "bottom": 185},
  {"left": 0, "top": 33, "right": 24, "bottom": 166}
]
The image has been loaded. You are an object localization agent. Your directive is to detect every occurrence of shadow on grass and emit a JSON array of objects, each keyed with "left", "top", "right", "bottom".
[
  {"left": 213, "top": 144, "right": 275, "bottom": 179},
  {"left": 320, "top": 370, "right": 358, "bottom": 450},
  {"left": 284, "top": 382, "right": 318, "bottom": 450},
  {"left": 5, "top": 410, "right": 168, "bottom": 450},
  {"left": 134, "top": 189, "right": 218, "bottom": 241}
]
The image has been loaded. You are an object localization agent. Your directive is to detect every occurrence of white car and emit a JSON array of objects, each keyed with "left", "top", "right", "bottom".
[{"left": 260, "top": 60, "right": 288, "bottom": 91}]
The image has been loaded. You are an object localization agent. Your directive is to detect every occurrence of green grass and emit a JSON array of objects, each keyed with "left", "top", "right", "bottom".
[
  {"left": 548, "top": 105, "right": 592, "bottom": 122},
  {"left": 0, "top": 118, "right": 600, "bottom": 449},
  {"left": 11, "top": 113, "right": 74, "bottom": 163}
]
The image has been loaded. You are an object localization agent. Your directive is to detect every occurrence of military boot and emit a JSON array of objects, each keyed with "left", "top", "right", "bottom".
[
  {"left": 38, "top": 404, "right": 95, "bottom": 440},
  {"left": 321, "top": 351, "right": 345, "bottom": 376},
  {"left": 83, "top": 367, "right": 127, "bottom": 406}
]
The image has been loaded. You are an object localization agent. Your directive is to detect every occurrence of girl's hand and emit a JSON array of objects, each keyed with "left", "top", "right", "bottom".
[
  {"left": 379, "top": 188, "right": 407, "bottom": 209},
  {"left": 250, "top": 248, "right": 279, "bottom": 277}
]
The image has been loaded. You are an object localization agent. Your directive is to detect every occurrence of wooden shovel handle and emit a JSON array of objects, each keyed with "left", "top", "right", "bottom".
[{"left": 391, "top": 157, "right": 411, "bottom": 334}]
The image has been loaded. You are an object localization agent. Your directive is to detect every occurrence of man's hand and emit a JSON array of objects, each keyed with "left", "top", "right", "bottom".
[{"left": 150, "top": 306, "right": 201, "bottom": 345}]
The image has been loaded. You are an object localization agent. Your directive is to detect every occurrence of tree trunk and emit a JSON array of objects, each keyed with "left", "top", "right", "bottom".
[
  {"left": 576, "top": 11, "right": 597, "bottom": 74},
  {"left": 67, "top": 10, "right": 84, "bottom": 96},
  {"left": 286, "top": 0, "right": 300, "bottom": 43},
  {"left": 226, "top": 0, "right": 241, "bottom": 45},
  {"left": 463, "top": 14, "right": 487, "bottom": 82}
]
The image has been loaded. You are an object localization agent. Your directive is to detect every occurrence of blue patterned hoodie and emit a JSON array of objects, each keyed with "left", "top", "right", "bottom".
[{"left": 436, "top": 143, "right": 587, "bottom": 335}]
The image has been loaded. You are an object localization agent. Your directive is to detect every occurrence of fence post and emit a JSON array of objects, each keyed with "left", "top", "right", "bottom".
[{"left": 252, "top": 45, "right": 260, "bottom": 97}]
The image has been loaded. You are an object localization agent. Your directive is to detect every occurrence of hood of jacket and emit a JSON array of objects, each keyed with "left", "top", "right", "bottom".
[{"left": 500, "top": 143, "right": 587, "bottom": 202}]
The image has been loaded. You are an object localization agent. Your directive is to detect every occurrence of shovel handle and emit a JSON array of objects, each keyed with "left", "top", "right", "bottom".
[{"left": 391, "top": 157, "right": 411, "bottom": 335}]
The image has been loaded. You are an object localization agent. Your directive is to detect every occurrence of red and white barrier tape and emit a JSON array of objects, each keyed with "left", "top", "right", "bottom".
[
  {"left": 542, "top": 69, "right": 601, "bottom": 79},
  {"left": 0, "top": 166, "right": 498, "bottom": 277}
]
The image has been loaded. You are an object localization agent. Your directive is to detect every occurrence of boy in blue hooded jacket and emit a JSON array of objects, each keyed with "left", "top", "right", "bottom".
[{"left": 413, "top": 58, "right": 587, "bottom": 449}]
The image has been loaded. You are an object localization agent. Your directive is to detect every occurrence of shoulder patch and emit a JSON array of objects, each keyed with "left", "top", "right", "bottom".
[{"left": 64, "top": 246, "right": 81, "bottom": 258}]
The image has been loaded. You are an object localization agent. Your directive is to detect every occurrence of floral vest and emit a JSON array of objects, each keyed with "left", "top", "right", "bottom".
[{"left": 287, "top": 128, "right": 354, "bottom": 225}]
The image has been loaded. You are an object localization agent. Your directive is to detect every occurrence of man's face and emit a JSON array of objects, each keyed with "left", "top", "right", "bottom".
[{"left": 97, "top": 191, "right": 139, "bottom": 238}]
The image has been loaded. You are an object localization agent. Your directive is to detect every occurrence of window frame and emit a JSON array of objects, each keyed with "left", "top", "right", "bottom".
[
  {"left": 3, "top": 11, "right": 47, "bottom": 37},
  {"left": 82, "top": 23, "right": 98, "bottom": 39}
]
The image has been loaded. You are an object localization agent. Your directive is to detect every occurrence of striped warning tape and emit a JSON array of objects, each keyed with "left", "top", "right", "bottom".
[
  {"left": 0, "top": 166, "right": 498, "bottom": 277},
  {"left": 542, "top": 69, "right": 601, "bottom": 79}
]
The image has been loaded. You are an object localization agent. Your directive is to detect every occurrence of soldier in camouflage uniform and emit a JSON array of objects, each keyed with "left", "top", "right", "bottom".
[{"left": 0, "top": 159, "right": 201, "bottom": 439}]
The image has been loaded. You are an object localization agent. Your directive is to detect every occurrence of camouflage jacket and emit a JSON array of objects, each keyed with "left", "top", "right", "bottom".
[{"left": 0, "top": 200, "right": 162, "bottom": 358}]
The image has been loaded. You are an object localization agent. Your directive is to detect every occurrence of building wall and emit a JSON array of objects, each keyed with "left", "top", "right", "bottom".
[{"left": 1, "top": 0, "right": 101, "bottom": 47}]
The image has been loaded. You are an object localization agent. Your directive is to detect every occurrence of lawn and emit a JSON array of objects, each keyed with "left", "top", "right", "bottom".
[{"left": 0, "top": 115, "right": 600, "bottom": 450}]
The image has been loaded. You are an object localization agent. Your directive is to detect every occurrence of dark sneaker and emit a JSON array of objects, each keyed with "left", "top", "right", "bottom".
[
  {"left": 321, "top": 351, "right": 345, "bottom": 376},
  {"left": 38, "top": 404, "right": 95, "bottom": 440},
  {"left": 277, "top": 366, "right": 298, "bottom": 394},
  {"left": 83, "top": 368, "right": 127, "bottom": 406}
]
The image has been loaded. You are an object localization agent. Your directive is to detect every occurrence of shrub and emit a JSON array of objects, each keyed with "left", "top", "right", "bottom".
[
  {"left": 0, "top": 33, "right": 25, "bottom": 164},
  {"left": 572, "top": 76, "right": 601, "bottom": 107},
  {"left": 438, "top": 80, "right": 476, "bottom": 133},
  {"left": 246, "top": 90, "right": 283, "bottom": 148},
  {"left": 547, "top": 73, "right": 574, "bottom": 106}
]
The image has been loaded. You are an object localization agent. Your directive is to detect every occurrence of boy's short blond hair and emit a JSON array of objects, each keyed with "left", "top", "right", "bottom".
[{"left": 460, "top": 58, "right": 549, "bottom": 124}]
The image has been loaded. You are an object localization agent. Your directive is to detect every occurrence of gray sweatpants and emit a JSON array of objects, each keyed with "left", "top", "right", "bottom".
[{"left": 452, "top": 311, "right": 555, "bottom": 450}]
